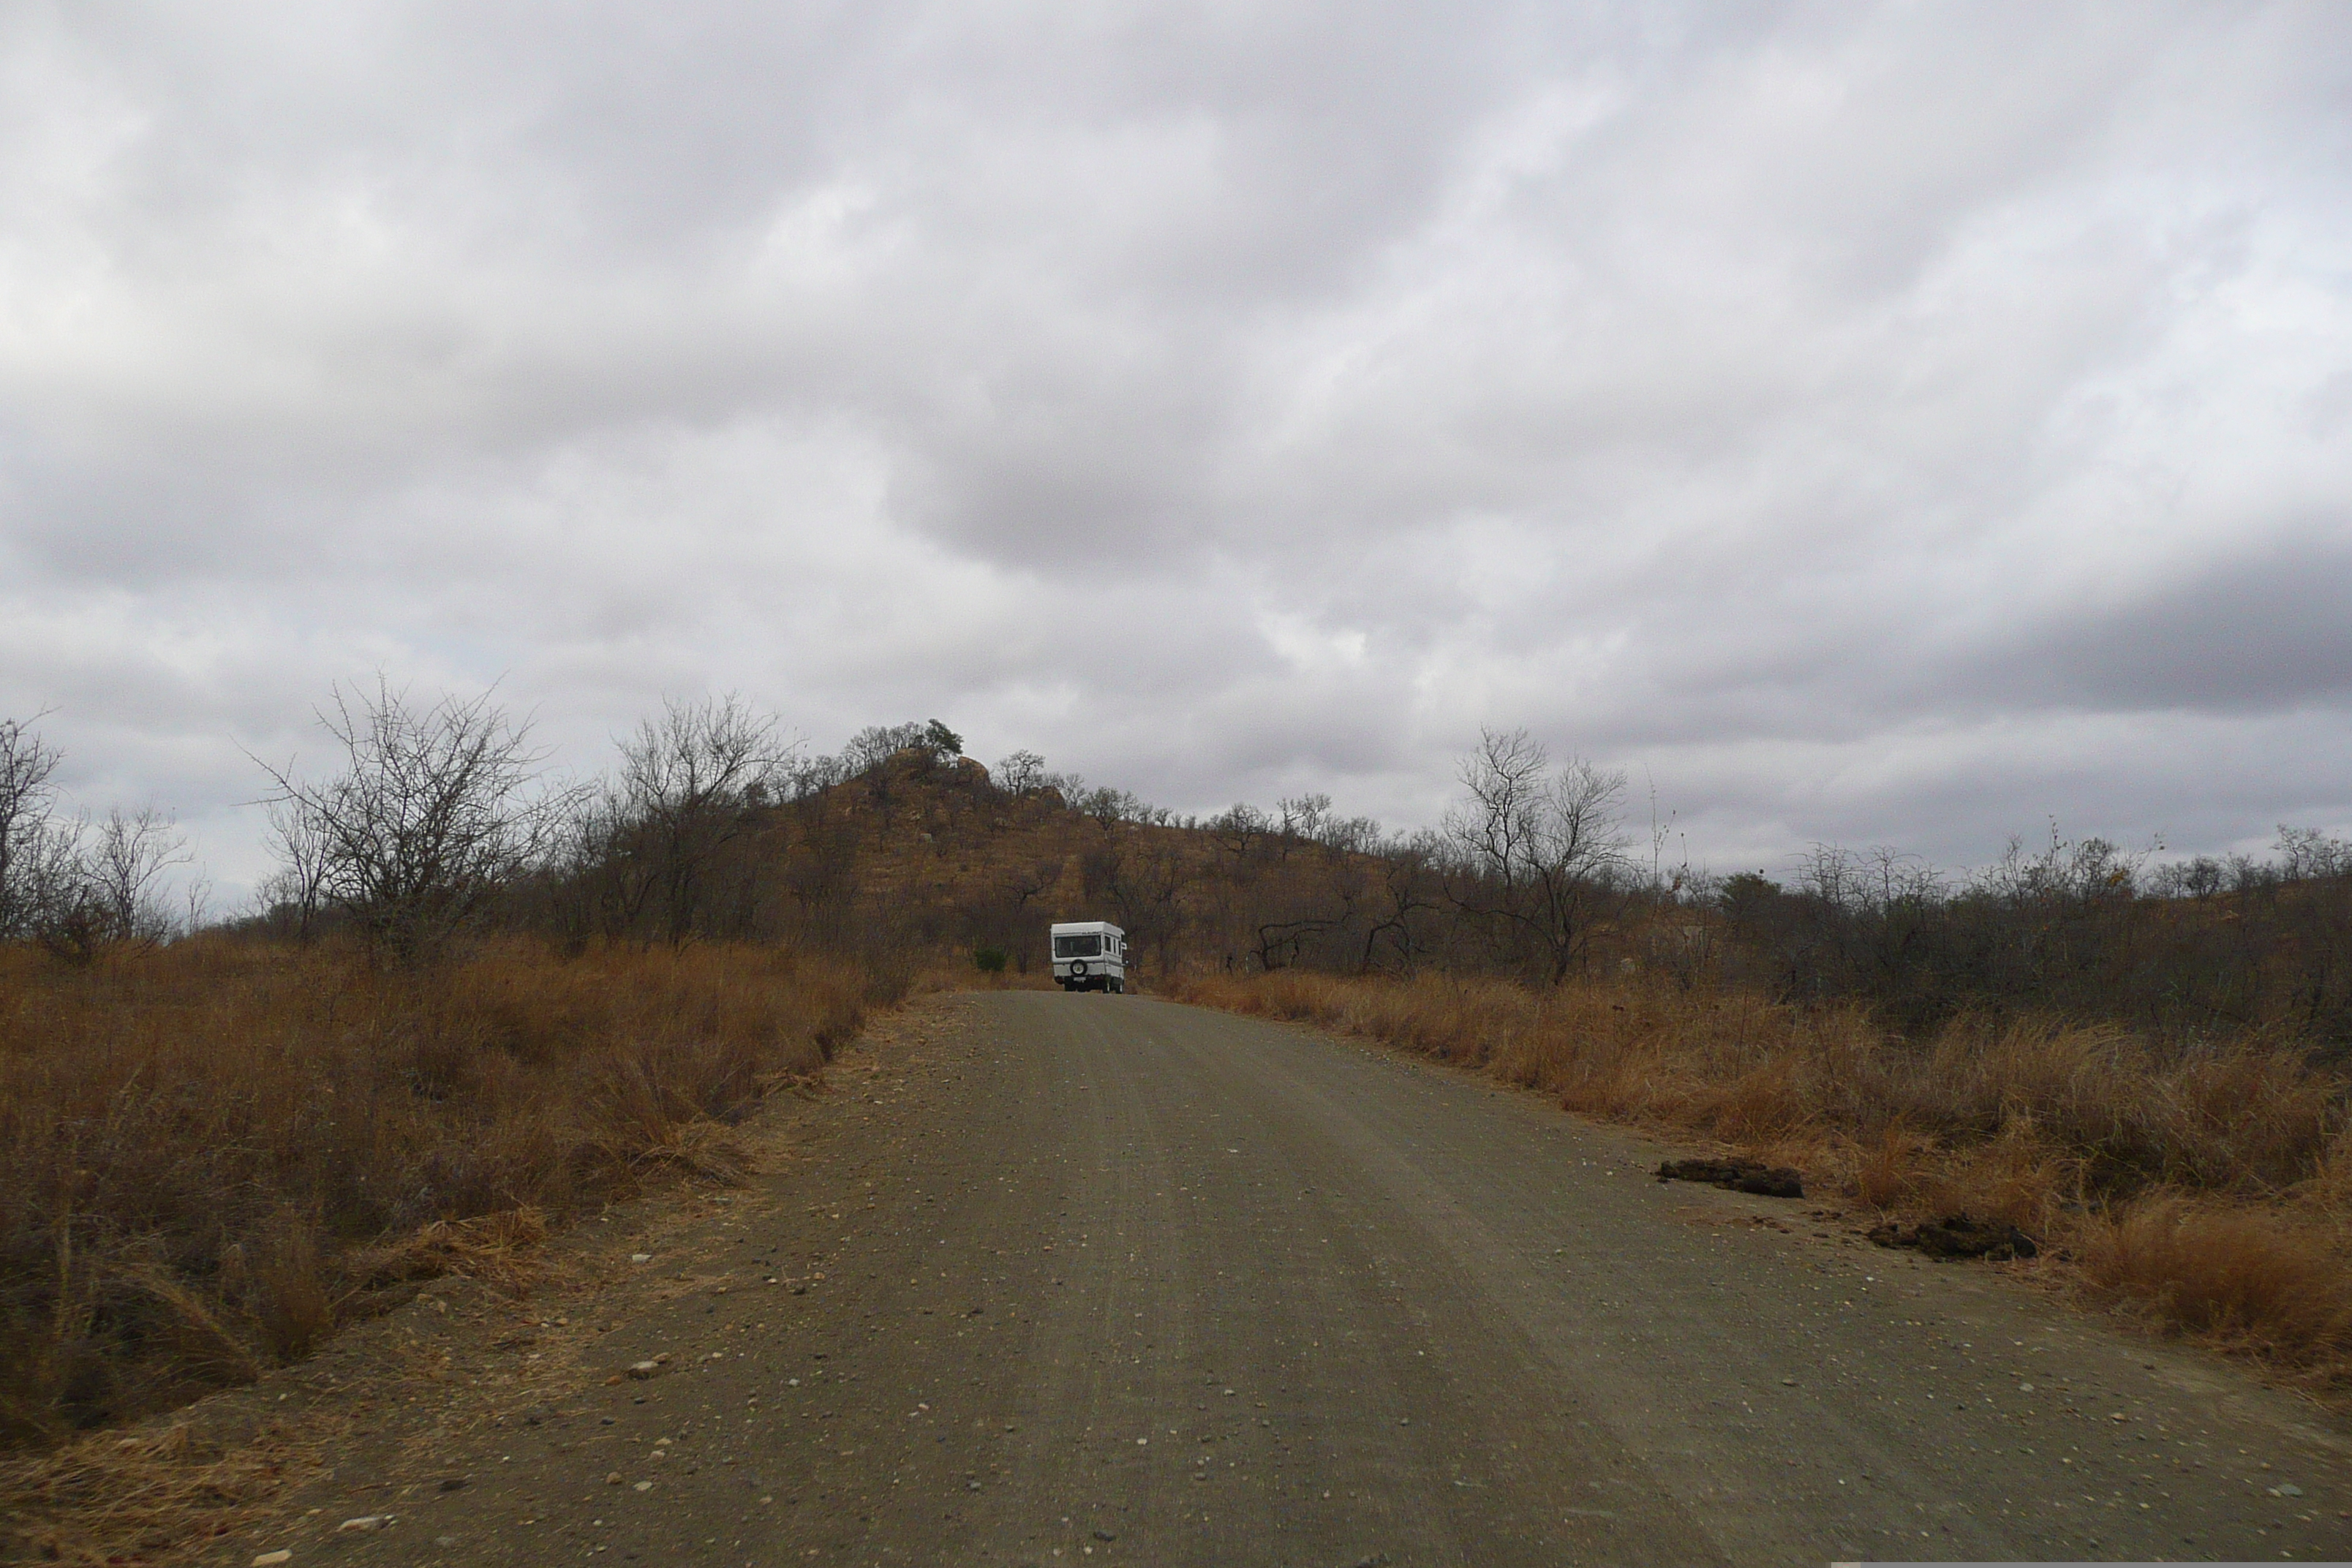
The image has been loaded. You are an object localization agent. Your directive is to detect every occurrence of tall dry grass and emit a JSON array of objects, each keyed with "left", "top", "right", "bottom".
[
  {"left": 1172, "top": 969, "right": 2352, "bottom": 1384},
  {"left": 0, "top": 935, "right": 886, "bottom": 1449}
]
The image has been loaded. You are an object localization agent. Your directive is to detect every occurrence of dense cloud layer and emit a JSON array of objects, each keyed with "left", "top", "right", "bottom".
[{"left": 3, "top": 1, "right": 2348, "bottom": 899}]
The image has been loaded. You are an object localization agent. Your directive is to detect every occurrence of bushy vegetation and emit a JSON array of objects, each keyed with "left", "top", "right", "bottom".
[
  {"left": 0, "top": 936, "right": 882, "bottom": 1447},
  {"left": 704, "top": 720, "right": 2352, "bottom": 1064},
  {"left": 0, "top": 688, "right": 990, "bottom": 1454},
  {"left": 1712, "top": 831, "right": 2352, "bottom": 1047},
  {"left": 1, "top": 717, "right": 190, "bottom": 963}
]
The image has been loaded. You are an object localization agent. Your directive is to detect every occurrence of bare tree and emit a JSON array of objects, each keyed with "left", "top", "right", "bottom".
[
  {"left": 0, "top": 713, "right": 64, "bottom": 940},
  {"left": 1008, "top": 854, "right": 1066, "bottom": 913},
  {"left": 1313, "top": 812, "right": 1383, "bottom": 856},
  {"left": 82, "top": 807, "right": 189, "bottom": 947},
  {"left": 1079, "top": 785, "right": 1149, "bottom": 835},
  {"left": 1207, "top": 802, "right": 1269, "bottom": 862},
  {"left": 15, "top": 820, "right": 95, "bottom": 958},
  {"left": 2149, "top": 855, "right": 2227, "bottom": 901},
  {"left": 182, "top": 872, "right": 214, "bottom": 936},
  {"left": 1275, "top": 794, "right": 1333, "bottom": 856},
  {"left": 1101, "top": 839, "right": 1189, "bottom": 968},
  {"left": 10, "top": 806, "right": 189, "bottom": 963},
  {"left": 609, "top": 694, "right": 794, "bottom": 943},
  {"left": 783, "top": 750, "right": 849, "bottom": 801},
  {"left": 257, "top": 798, "right": 332, "bottom": 942},
  {"left": 1028, "top": 768, "right": 1086, "bottom": 804},
  {"left": 2275, "top": 826, "right": 2351, "bottom": 883},
  {"left": 1443, "top": 729, "right": 1627, "bottom": 984},
  {"left": 1361, "top": 829, "right": 1443, "bottom": 975},
  {"left": 1970, "top": 826, "right": 2145, "bottom": 909},
  {"left": 0, "top": 717, "right": 200, "bottom": 957},
  {"left": 779, "top": 818, "right": 859, "bottom": 942},
  {"left": 255, "top": 680, "right": 573, "bottom": 964},
  {"left": 995, "top": 750, "right": 1046, "bottom": 795}
]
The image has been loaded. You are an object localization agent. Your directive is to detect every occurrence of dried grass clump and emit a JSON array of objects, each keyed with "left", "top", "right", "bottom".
[
  {"left": 0, "top": 1417, "right": 303, "bottom": 1567},
  {"left": 0, "top": 935, "right": 878, "bottom": 1449},
  {"left": 2076, "top": 1197, "right": 2352, "bottom": 1379},
  {"left": 1172, "top": 968, "right": 2352, "bottom": 1379}
]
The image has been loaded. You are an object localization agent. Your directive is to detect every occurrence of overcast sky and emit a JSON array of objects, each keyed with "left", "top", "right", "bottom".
[{"left": 4, "top": 1, "right": 2349, "bottom": 901}]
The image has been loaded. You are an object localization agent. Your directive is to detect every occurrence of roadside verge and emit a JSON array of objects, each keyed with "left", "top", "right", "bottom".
[{"left": 1166, "top": 968, "right": 2352, "bottom": 1395}]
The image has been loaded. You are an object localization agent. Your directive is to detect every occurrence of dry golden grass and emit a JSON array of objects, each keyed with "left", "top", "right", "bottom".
[
  {"left": 0, "top": 1415, "right": 308, "bottom": 1565},
  {"left": 0, "top": 934, "right": 884, "bottom": 1450},
  {"left": 2076, "top": 1198, "right": 2352, "bottom": 1362},
  {"left": 1173, "top": 968, "right": 2352, "bottom": 1383}
]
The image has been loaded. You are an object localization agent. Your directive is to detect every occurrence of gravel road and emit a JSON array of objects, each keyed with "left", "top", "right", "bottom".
[{"left": 300, "top": 991, "right": 2350, "bottom": 1567}]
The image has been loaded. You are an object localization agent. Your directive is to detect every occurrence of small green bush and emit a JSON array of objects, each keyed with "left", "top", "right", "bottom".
[{"left": 973, "top": 946, "right": 1008, "bottom": 974}]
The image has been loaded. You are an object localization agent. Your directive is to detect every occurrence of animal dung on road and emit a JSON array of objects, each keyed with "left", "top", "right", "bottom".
[
  {"left": 1654, "top": 1158, "right": 1804, "bottom": 1198},
  {"left": 1866, "top": 1213, "right": 2038, "bottom": 1261}
]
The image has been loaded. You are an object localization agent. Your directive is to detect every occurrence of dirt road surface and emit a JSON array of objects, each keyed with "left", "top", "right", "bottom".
[{"left": 277, "top": 992, "right": 2349, "bottom": 1567}]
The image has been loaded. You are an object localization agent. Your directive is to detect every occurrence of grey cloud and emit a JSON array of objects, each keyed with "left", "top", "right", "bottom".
[
  {"left": 1966, "top": 532, "right": 2352, "bottom": 715},
  {"left": 4, "top": 1, "right": 2351, "bottom": 904}
]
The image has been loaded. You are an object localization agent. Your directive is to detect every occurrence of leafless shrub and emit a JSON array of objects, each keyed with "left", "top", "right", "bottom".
[
  {"left": 1078, "top": 785, "right": 1148, "bottom": 834},
  {"left": 1033, "top": 768, "right": 1087, "bottom": 802},
  {"left": 0, "top": 718, "right": 188, "bottom": 962},
  {"left": 255, "top": 798, "right": 331, "bottom": 942},
  {"left": 0, "top": 715, "right": 64, "bottom": 941},
  {"left": 994, "top": 749, "right": 1046, "bottom": 795},
  {"left": 1972, "top": 823, "right": 2149, "bottom": 908},
  {"left": 38, "top": 808, "right": 189, "bottom": 961},
  {"left": 578, "top": 694, "right": 794, "bottom": 943},
  {"left": 254, "top": 680, "right": 576, "bottom": 964},
  {"left": 2277, "top": 826, "right": 2352, "bottom": 883},
  {"left": 1207, "top": 802, "right": 1270, "bottom": 861},
  {"left": 1275, "top": 792, "right": 1332, "bottom": 845},
  {"left": 2147, "top": 855, "right": 2228, "bottom": 900},
  {"left": 1443, "top": 728, "right": 1628, "bottom": 984},
  {"left": 99, "top": 808, "right": 187, "bottom": 941}
]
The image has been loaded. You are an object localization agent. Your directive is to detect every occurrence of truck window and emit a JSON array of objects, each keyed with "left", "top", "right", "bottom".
[{"left": 1053, "top": 935, "right": 1104, "bottom": 958}]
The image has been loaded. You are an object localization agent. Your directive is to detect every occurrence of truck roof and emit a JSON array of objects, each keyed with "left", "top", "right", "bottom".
[{"left": 1048, "top": 920, "right": 1123, "bottom": 935}]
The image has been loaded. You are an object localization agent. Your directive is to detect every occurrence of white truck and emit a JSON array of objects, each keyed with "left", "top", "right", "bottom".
[{"left": 1049, "top": 920, "right": 1128, "bottom": 992}]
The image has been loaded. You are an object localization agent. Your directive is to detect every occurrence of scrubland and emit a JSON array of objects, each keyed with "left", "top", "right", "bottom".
[
  {"left": 0, "top": 936, "right": 884, "bottom": 1449},
  {"left": 7, "top": 692, "right": 2350, "bottom": 1470},
  {"left": 1171, "top": 968, "right": 2352, "bottom": 1386}
]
